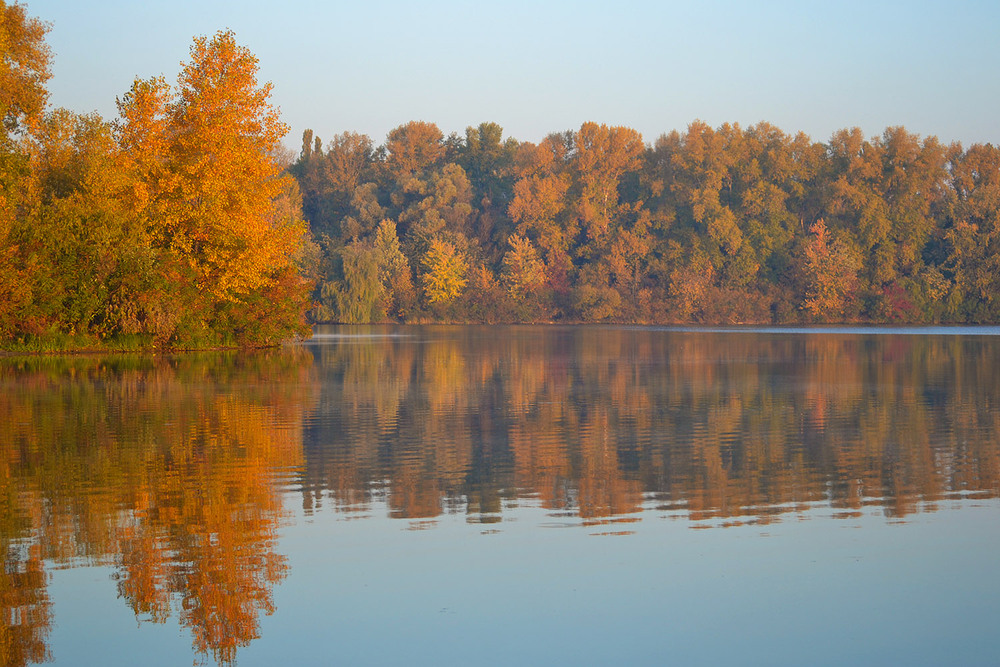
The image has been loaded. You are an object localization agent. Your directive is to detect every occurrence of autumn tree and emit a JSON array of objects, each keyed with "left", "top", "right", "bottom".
[
  {"left": 421, "top": 238, "right": 468, "bottom": 308},
  {"left": 0, "top": 1, "right": 49, "bottom": 136},
  {"left": 399, "top": 162, "right": 474, "bottom": 247},
  {"left": 291, "top": 130, "right": 376, "bottom": 238},
  {"left": 509, "top": 171, "right": 572, "bottom": 260},
  {"left": 117, "top": 30, "right": 310, "bottom": 345},
  {"left": 606, "top": 207, "right": 653, "bottom": 316},
  {"left": 822, "top": 126, "right": 949, "bottom": 319},
  {"left": 507, "top": 138, "right": 576, "bottom": 303},
  {"left": 384, "top": 120, "right": 444, "bottom": 182},
  {"left": 570, "top": 122, "right": 644, "bottom": 251},
  {"left": 800, "top": 219, "right": 862, "bottom": 319},
  {"left": 501, "top": 234, "right": 545, "bottom": 298},
  {"left": 459, "top": 122, "right": 517, "bottom": 206},
  {"left": 942, "top": 143, "right": 1000, "bottom": 320},
  {"left": 13, "top": 109, "right": 155, "bottom": 338},
  {"left": 340, "top": 181, "right": 386, "bottom": 241},
  {"left": 458, "top": 122, "right": 519, "bottom": 248},
  {"left": 500, "top": 234, "right": 549, "bottom": 319},
  {"left": 373, "top": 219, "right": 416, "bottom": 319},
  {"left": 0, "top": 0, "right": 51, "bottom": 338}
]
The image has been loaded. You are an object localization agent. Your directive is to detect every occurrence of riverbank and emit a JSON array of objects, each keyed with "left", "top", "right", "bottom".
[{"left": 0, "top": 332, "right": 305, "bottom": 356}]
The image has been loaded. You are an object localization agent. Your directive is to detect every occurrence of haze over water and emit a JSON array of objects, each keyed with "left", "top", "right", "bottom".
[{"left": 2, "top": 326, "right": 999, "bottom": 666}]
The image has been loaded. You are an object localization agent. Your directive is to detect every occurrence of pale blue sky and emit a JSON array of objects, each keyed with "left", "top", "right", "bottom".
[{"left": 28, "top": 0, "right": 1000, "bottom": 150}]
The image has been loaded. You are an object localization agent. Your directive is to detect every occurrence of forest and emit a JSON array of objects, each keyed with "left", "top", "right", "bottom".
[
  {"left": 3, "top": 1, "right": 1000, "bottom": 351},
  {"left": 295, "top": 119, "right": 1000, "bottom": 326}
]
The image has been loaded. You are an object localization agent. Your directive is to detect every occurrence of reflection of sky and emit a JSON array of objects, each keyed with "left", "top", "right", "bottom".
[
  {"left": 266, "top": 500, "right": 1000, "bottom": 666},
  {"left": 49, "top": 498, "right": 999, "bottom": 666}
]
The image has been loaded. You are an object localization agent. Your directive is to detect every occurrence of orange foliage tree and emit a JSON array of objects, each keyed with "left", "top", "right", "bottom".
[
  {"left": 0, "top": 0, "right": 51, "bottom": 339},
  {"left": 801, "top": 219, "right": 862, "bottom": 319},
  {"left": 117, "top": 30, "right": 310, "bottom": 345}
]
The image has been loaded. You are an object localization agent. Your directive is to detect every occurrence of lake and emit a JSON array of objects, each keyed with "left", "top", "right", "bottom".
[{"left": 2, "top": 325, "right": 999, "bottom": 666}]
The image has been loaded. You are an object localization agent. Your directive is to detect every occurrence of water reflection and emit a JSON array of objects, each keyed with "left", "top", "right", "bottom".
[
  {"left": 0, "top": 351, "right": 316, "bottom": 666},
  {"left": 1, "top": 327, "right": 999, "bottom": 665},
  {"left": 303, "top": 326, "right": 1000, "bottom": 525}
]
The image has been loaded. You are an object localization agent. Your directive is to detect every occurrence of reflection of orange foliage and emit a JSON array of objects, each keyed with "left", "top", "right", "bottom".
[
  {"left": 0, "top": 349, "right": 315, "bottom": 665},
  {"left": 575, "top": 410, "right": 642, "bottom": 519},
  {"left": 389, "top": 472, "right": 442, "bottom": 519},
  {"left": 305, "top": 327, "right": 1000, "bottom": 527},
  {"left": 0, "top": 544, "right": 52, "bottom": 667}
]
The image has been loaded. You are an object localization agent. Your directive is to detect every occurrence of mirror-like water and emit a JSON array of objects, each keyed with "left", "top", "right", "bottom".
[{"left": 2, "top": 326, "right": 999, "bottom": 666}]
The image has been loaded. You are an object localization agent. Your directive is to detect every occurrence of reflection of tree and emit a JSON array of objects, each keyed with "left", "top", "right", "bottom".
[
  {"left": 0, "top": 349, "right": 315, "bottom": 665},
  {"left": 0, "top": 542, "right": 52, "bottom": 667},
  {"left": 0, "top": 384, "right": 54, "bottom": 667},
  {"left": 304, "top": 326, "right": 1000, "bottom": 525},
  {"left": 112, "top": 398, "right": 298, "bottom": 665}
]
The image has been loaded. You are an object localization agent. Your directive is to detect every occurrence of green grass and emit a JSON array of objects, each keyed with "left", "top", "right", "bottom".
[{"left": 0, "top": 331, "right": 160, "bottom": 355}]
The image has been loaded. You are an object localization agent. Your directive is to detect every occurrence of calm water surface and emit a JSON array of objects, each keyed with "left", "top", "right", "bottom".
[{"left": 2, "top": 326, "right": 999, "bottom": 666}]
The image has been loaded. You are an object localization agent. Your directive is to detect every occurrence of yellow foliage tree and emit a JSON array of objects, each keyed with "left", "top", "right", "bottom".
[
  {"left": 508, "top": 173, "right": 571, "bottom": 257},
  {"left": 0, "top": 0, "right": 51, "bottom": 337},
  {"left": 113, "top": 30, "right": 310, "bottom": 344},
  {"left": 421, "top": 238, "right": 468, "bottom": 305}
]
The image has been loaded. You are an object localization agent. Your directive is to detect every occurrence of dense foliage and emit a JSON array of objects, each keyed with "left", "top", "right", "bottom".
[
  {"left": 0, "top": 3, "right": 310, "bottom": 350},
  {"left": 294, "top": 119, "right": 1000, "bottom": 324}
]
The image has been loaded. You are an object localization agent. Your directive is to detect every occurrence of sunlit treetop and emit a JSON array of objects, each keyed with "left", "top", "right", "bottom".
[{"left": 0, "top": 1, "right": 51, "bottom": 134}]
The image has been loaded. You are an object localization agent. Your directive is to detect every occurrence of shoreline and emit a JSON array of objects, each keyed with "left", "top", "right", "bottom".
[{"left": 9, "top": 321, "right": 1000, "bottom": 357}]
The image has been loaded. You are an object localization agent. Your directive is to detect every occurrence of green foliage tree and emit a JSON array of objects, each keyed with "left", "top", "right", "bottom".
[
  {"left": 373, "top": 219, "right": 416, "bottom": 319},
  {"left": 501, "top": 234, "right": 546, "bottom": 299},
  {"left": 16, "top": 109, "right": 155, "bottom": 337},
  {"left": 335, "top": 242, "right": 385, "bottom": 324}
]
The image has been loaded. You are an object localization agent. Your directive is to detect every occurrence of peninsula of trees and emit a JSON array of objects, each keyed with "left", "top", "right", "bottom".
[
  {"left": 1, "top": 5, "right": 309, "bottom": 350},
  {"left": 3, "top": 0, "right": 1000, "bottom": 352}
]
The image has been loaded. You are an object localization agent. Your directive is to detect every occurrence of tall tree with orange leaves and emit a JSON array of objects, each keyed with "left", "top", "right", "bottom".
[
  {"left": 117, "top": 30, "right": 310, "bottom": 346},
  {"left": 0, "top": 0, "right": 51, "bottom": 339}
]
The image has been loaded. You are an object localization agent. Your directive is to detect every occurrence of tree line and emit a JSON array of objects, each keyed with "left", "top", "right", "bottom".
[{"left": 293, "top": 118, "right": 1000, "bottom": 325}]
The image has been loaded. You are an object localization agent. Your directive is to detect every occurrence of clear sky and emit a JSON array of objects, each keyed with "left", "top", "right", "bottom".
[{"left": 27, "top": 0, "right": 1000, "bottom": 151}]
